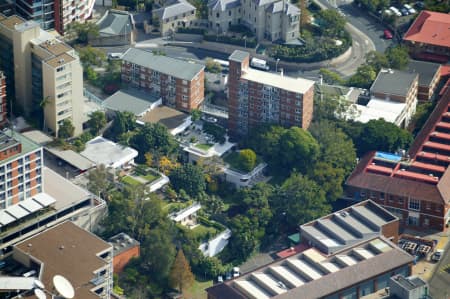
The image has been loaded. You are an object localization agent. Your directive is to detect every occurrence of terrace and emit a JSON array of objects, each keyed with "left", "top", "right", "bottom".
[{"left": 118, "top": 165, "right": 169, "bottom": 192}]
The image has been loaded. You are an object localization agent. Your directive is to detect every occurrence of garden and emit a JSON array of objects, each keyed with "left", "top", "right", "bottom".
[{"left": 120, "top": 165, "right": 160, "bottom": 187}]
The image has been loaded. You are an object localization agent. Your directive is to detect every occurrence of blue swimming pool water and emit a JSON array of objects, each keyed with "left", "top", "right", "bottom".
[{"left": 375, "top": 151, "right": 402, "bottom": 162}]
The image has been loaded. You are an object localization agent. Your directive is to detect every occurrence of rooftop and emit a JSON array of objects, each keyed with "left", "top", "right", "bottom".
[
  {"left": 97, "top": 10, "right": 132, "bottom": 36},
  {"left": 206, "top": 237, "right": 413, "bottom": 299},
  {"left": 45, "top": 147, "right": 95, "bottom": 171},
  {"left": 349, "top": 98, "right": 407, "bottom": 125},
  {"left": 122, "top": 48, "right": 204, "bottom": 81},
  {"left": 153, "top": 0, "right": 196, "bottom": 20},
  {"left": 208, "top": 0, "right": 241, "bottom": 11},
  {"left": 241, "top": 68, "right": 315, "bottom": 94},
  {"left": 103, "top": 89, "right": 161, "bottom": 116},
  {"left": 229, "top": 50, "right": 249, "bottom": 63},
  {"left": 370, "top": 69, "right": 418, "bottom": 97},
  {"left": 300, "top": 200, "right": 398, "bottom": 254},
  {"left": 346, "top": 88, "right": 450, "bottom": 204},
  {"left": 390, "top": 274, "right": 427, "bottom": 291},
  {"left": 21, "top": 130, "right": 53, "bottom": 146},
  {"left": 139, "top": 105, "right": 189, "bottom": 131},
  {"left": 108, "top": 232, "right": 140, "bottom": 256},
  {"left": 403, "top": 10, "right": 450, "bottom": 48},
  {"left": 44, "top": 53, "right": 76, "bottom": 68},
  {"left": 315, "top": 84, "right": 364, "bottom": 104},
  {"left": 15, "top": 221, "right": 111, "bottom": 299},
  {"left": 0, "top": 14, "right": 25, "bottom": 30},
  {"left": 38, "top": 39, "right": 72, "bottom": 56},
  {"left": 81, "top": 136, "right": 138, "bottom": 169},
  {"left": 407, "top": 60, "right": 442, "bottom": 87},
  {"left": 0, "top": 130, "right": 41, "bottom": 164}
]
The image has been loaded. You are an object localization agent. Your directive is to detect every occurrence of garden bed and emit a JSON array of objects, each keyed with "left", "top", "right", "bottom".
[
  {"left": 121, "top": 175, "right": 142, "bottom": 186},
  {"left": 195, "top": 143, "right": 213, "bottom": 151}
]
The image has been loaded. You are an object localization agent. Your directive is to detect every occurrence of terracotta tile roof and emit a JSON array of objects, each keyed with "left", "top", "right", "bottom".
[{"left": 403, "top": 10, "right": 450, "bottom": 48}]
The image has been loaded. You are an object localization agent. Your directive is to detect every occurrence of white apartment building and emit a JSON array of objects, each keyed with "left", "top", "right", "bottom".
[
  {"left": 208, "top": 0, "right": 300, "bottom": 42},
  {"left": 0, "top": 14, "right": 84, "bottom": 136}
]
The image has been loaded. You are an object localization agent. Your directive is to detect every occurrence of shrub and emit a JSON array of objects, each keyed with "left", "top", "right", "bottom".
[
  {"left": 204, "top": 34, "right": 257, "bottom": 48},
  {"left": 177, "top": 27, "right": 206, "bottom": 35}
]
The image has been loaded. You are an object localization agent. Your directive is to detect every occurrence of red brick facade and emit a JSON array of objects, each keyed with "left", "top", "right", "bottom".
[{"left": 113, "top": 245, "right": 140, "bottom": 274}]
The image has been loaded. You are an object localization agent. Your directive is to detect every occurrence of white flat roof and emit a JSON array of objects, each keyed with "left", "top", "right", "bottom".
[
  {"left": 269, "top": 266, "right": 304, "bottom": 287},
  {"left": 234, "top": 280, "right": 271, "bottom": 299},
  {"left": 33, "top": 193, "right": 57, "bottom": 207},
  {"left": 350, "top": 99, "right": 407, "bottom": 124},
  {"left": 0, "top": 210, "right": 16, "bottom": 225},
  {"left": 46, "top": 147, "right": 95, "bottom": 171},
  {"left": 19, "top": 198, "right": 44, "bottom": 213},
  {"left": 241, "top": 68, "right": 315, "bottom": 94},
  {"left": 81, "top": 136, "right": 138, "bottom": 168},
  {"left": 170, "top": 203, "right": 201, "bottom": 222},
  {"left": 6, "top": 204, "right": 30, "bottom": 219}
]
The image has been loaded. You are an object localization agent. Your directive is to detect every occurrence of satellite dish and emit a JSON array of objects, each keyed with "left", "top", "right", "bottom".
[
  {"left": 34, "top": 289, "right": 46, "bottom": 299},
  {"left": 53, "top": 275, "right": 75, "bottom": 299},
  {"left": 34, "top": 279, "right": 45, "bottom": 289}
]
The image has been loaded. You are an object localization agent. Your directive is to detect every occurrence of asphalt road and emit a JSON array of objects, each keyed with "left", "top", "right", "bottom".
[{"left": 429, "top": 247, "right": 450, "bottom": 299}]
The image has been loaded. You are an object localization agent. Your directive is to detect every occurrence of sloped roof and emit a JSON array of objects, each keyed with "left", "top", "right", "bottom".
[
  {"left": 370, "top": 69, "right": 418, "bottom": 97},
  {"left": 403, "top": 10, "right": 450, "bottom": 48},
  {"left": 97, "top": 11, "right": 132, "bottom": 36},
  {"left": 153, "top": 0, "right": 196, "bottom": 20},
  {"left": 208, "top": 0, "right": 241, "bottom": 11}
]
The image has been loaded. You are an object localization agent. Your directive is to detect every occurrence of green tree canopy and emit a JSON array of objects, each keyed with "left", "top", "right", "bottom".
[
  {"left": 67, "top": 22, "right": 99, "bottom": 44},
  {"left": 347, "top": 64, "right": 377, "bottom": 88},
  {"left": 76, "top": 46, "right": 106, "bottom": 67},
  {"left": 309, "top": 162, "right": 345, "bottom": 202},
  {"left": 58, "top": 119, "right": 75, "bottom": 139},
  {"left": 385, "top": 45, "right": 410, "bottom": 70},
  {"left": 169, "top": 164, "right": 206, "bottom": 197},
  {"left": 365, "top": 51, "right": 389, "bottom": 73},
  {"left": 169, "top": 249, "right": 194, "bottom": 293},
  {"left": 88, "top": 111, "right": 107, "bottom": 136},
  {"left": 317, "top": 9, "right": 346, "bottom": 37},
  {"left": 205, "top": 58, "right": 222, "bottom": 73},
  {"left": 87, "top": 164, "right": 110, "bottom": 198},
  {"left": 319, "top": 68, "right": 345, "bottom": 85},
  {"left": 238, "top": 149, "right": 257, "bottom": 172},
  {"left": 105, "top": 111, "right": 137, "bottom": 141}
]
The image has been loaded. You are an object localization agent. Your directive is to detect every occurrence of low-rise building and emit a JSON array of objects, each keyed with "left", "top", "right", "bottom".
[
  {"left": 207, "top": 0, "right": 300, "bottom": 43},
  {"left": 403, "top": 10, "right": 450, "bottom": 63},
  {"left": 345, "top": 88, "right": 450, "bottom": 231},
  {"left": 121, "top": 48, "right": 205, "bottom": 112},
  {"left": 13, "top": 221, "right": 113, "bottom": 298},
  {"left": 169, "top": 202, "right": 201, "bottom": 228},
  {"left": 206, "top": 236, "right": 414, "bottom": 299},
  {"left": 108, "top": 232, "right": 140, "bottom": 274},
  {"left": 370, "top": 69, "right": 418, "bottom": 128},
  {"left": 228, "top": 50, "right": 315, "bottom": 136},
  {"left": 406, "top": 60, "right": 442, "bottom": 102},
  {"left": 90, "top": 10, "right": 135, "bottom": 46},
  {"left": 153, "top": 0, "right": 197, "bottom": 36}
]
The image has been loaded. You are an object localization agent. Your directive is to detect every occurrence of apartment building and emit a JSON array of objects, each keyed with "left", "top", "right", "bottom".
[
  {"left": 207, "top": 236, "right": 413, "bottom": 299},
  {"left": 208, "top": 0, "right": 300, "bottom": 43},
  {"left": 228, "top": 50, "right": 314, "bottom": 136},
  {"left": 121, "top": 48, "right": 205, "bottom": 112},
  {"left": 13, "top": 221, "right": 113, "bottom": 298},
  {"left": 345, "top": 88, "right": 450, "bottom": 231},
  {"left": 109, "top": 232, "right": 140, "bottom": 274},
  {"left": 0, "top": 14, "right": 84, "bottom": 136},
  {"left": 0, "top": 71, "right": 6, "bottom": 128},
  {"left": 153, "top": 0, "right": 197, "bottom": 36},
  {"left": 15, "top": 0, "right": 95, "bottom": 34},
  {"left": 0, "top": 129, "right": 43, "bottom": 208},
  {"left": 370, "top": 69, "right": 418, "bottom": 128},
  {"left": 403, "top": 10, "right": 450, "bottom": 63},
  {"left": 406, "top": 60, "right": 442, "bottom": 102}
]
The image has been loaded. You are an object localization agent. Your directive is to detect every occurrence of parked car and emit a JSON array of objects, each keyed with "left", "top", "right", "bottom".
[
  {"left": 384, "top": 30, "right": 393, "bottom": 39},
  {"left": 432, "top": 249, "right": 444, "bottom": 262},
  {"left": 400, "top": 8, "right": 410, "bottom": 15},
  {"left": 108, "top": 53, "right": 123, "bottom": 60},
  {"left": 232, "top": 267, "right": 240, "bottom": 278},
  {"left": 404, "top": 4, "right": 417, "bottom": 14},
  {"left": 217, "top": 275, "right": 224, "bottom": 283},
  {"left": 389, "top": 6, "right": 402, "bottom": 17}
]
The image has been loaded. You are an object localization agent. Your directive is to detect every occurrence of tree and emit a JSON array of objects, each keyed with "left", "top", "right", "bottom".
[
  {"left": 158, "top": 156, "right": 179, "bottom": 175},
  {"left": 85, "top": 66, "right": 99, "bottom": 83},
  {"left": 76, "top": 46, "right": 107, "bottom": 67},
  {"left": 299, "top": 0, "right": 310, "bottom": 28},
  {"left": 190, "top": 109, "right": 202, "bottom": 122},
  {"left": 238, "top": 149, "right": 257, "bottom": 172},
  {"left": 58, "top": 119, "right": 75, "bottom": 139},
  {"left": 205, "top": 58, "right": 222, "bottom": 74},
  {"left": 169, "top": 249, "right": 194, "bottom": 293},
  {"left": 39, "top": 96, "right": 50, "bottom": 131},
  {"left": 319, "top": 68, "right": 345, "bottom": 85},
  {"left": 87, "top": 164, "right": 110, "bottom": 198},
  {"left": 386, "top": 45, "right": 410, "bottom": 70},
  {"left": 106, "top": 111, "right": 136, "bottom": 141},
  {"left": 270, "top": 173, "right": 330, "bottom": 229},
  {"left": 309, "top": 162, "right": 345, "bottom": 202},
  {"left": 169, "top": 164, "right": 206, "bottom": 197},
  {"left": 88, "top": 111, "right": 107, "bottom": 135},
  {"left": 365, "top": 51, "right": 389, "bottom": 73},
  {"left": 317, "top": 10, "right": 346, "bottom": 37},
  {"left": 347, "top": 64, "right": 377, "bottom": 88},
  {"left": 355, "top": 119, "right": 413, "bottom": 156},
  {"left": 67, "top": 22, "right": 100, "bottom": 44}
]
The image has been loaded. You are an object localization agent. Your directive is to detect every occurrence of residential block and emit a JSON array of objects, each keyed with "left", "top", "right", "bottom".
[{"left": 227, "top": 50, "right": 314, "bottom": 136}]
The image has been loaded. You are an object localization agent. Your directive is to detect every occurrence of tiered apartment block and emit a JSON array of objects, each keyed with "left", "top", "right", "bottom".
[
  {"left": 0, "top": 71, "right": 6, "bottom": 128},
  {"left": 227, "top": 50, "right": 314, "bottom": 136},
  {"left": 0, "top": 130, "right": 43, "bottom": 209},
  {"left": 0, "top": 14, "right": 83, "bottom": 136},
  {"left": 121, "top": 48, "right": 205, "bottom": 112},
  {"left": 208, "top": 0, "right": 300, "bottom": 43},
  {"left": 14, "top": 221, "right": 113, "bottom": 298},
  {"left": 15, "top": 0, "right": 95, "bottom": 34},
  {"left": 346, "top": 88, "right": 450, "bottom": 231}
]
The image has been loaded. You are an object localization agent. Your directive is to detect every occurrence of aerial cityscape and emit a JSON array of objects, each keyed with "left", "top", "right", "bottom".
[{"left": 0, "top": 0, "right": 448, "bottom": 298}]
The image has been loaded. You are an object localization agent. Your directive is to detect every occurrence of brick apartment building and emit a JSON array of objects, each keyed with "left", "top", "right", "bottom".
[
  {"left": 0, "top": 130, "right": 43, "bottom": 208},
  {"left": 407, "top": 60, "right": 442, "bottom": 102},
  {"left": 15, "top": 0, "right": 95, "bottom": 34},
  {"left": 109, "top": 232, "right": 140, "bottom": 274},
  {"left": 0, "top": 14, "right": 84, "bottom": 136},
  {"left": 345, "top": 88, "right": 450, "bottom": 231},
  {"left": 227, "top": 50, "right": 315, "bottom": 136},
  {"left": 121, "top": 48, "right": 205, "bottom": 112},
  {"left": 0, "top": 71, "right": 6, "bottom": 128},
  {"left": 403, "top": 10, "right": 450, "bottom": 63}
]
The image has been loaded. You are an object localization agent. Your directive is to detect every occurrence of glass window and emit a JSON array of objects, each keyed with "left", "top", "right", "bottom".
[{"left": 409, "top": 199, "right": 420, "bottom": 211}]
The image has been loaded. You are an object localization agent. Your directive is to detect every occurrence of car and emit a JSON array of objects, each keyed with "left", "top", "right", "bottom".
[
  {"left": 432, "top": 249, "right": 444, "bottom": 262},
  {"left": 400, "top": 8, "right": 410, "bottom": 15},
  {"left": 22, "top": 270, "right": 37, "bottom": 277},
  {"left": 217, "top": 275, "right": 223, "bottom": 283},
  {"left": 389, "top": 6, "right": 402, "bottom": 17},
  {"left": 404, "top": 4, "right": 417, "bottom": 14},
  {"left": 232, "top": 267, "right": 240, "bottom": 278},
  {"left": 108, "top": 53, "right": 123, "bottom": 60},
  {"left": 384, "top": 30, "right": 393, "bottom": 39}
]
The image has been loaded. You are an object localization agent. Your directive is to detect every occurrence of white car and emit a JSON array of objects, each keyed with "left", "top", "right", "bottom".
[
  {"left": 404, "top": 4, "right": 417, "bottom": 14},
  {"left": 432, "top": 249, "right": 444, "bottom": 262}
]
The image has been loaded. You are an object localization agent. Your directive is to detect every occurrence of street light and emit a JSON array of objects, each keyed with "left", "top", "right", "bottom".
[
  {"left": 276, "top": 58, "right": 280, "bottom": 73},
  {"left": 243, "top": 35, "right": 247, "bottom": 48}
]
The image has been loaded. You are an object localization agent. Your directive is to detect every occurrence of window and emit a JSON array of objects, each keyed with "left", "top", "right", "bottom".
[
  {"left": 409, "top": 198, "right": 420, "bottom": 211},
  {"left": 296, "top": 100, "right": 301, "bottom": 106},
  {"left": 228, "top": 10, "right": 231, "bottom": 16},
  {"left": 216, "top": 12, "right": 219, "bottom": 18}
]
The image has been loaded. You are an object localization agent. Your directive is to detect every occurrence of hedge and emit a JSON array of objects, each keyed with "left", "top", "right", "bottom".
[
  {"left": 198, "top": 215, "right": 226, "bottom": 231},
  {"left": 204, "top": 34, "right": 257, "bottom": 48},
  {"left": 177, "top": 27, "right": 206, "bottom": 35}
]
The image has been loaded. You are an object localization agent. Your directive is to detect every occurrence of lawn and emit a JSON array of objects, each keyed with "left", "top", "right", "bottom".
[
  {"left": 183, "top": 279, "right": 213, "bottom": 299},
  {"left": 191, "top": 224, "right": 218, "bottom": 240},
  {"left": 195, "top": 143, "right": 213, "bottom": 151},
  {"left": 121, "top": 175, "right": 142, "bottom": 186},
  {"left": 141, "top": 173, "right": 158, "bottom": 182}
]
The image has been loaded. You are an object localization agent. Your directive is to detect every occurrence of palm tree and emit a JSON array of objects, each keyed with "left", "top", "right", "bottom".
[{"left": 39, "top": 96, "right": 50, "bottom": 131}]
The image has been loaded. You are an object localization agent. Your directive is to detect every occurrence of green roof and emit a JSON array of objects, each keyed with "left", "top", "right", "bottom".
[
  {"left": 288, "top": 233, "right": 300, "bottom": 244},
  {"left": 0, "top": 130, "right": 41, "bottom": 164}
]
